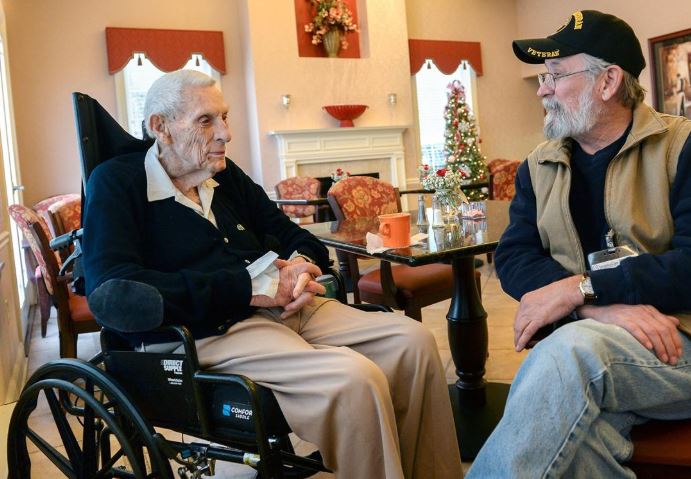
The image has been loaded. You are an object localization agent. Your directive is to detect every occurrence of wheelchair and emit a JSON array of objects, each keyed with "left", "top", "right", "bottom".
[{"left": 6, "top": 92, "right": 387, "bottom": 478}]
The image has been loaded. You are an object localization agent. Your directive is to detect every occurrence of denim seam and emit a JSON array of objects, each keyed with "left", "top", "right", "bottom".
[{"left": 542, "top": 368, "right": 607, "bottom": 479}]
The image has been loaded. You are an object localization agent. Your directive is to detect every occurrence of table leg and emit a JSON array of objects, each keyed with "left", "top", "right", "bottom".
[{"left": 447, "top": 256, "right": 510, "bottom": 460}]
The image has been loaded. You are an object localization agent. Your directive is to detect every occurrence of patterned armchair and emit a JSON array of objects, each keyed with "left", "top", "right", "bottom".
[
  {"left": 326, "top": 176, "right": 399, "bottom": 221},
  {"left": 8, "top": 204, "right": 97, "bottom": 357},
  {"left": 23, "top": 194, "right": 81, "bottom": 336},
  {"left": 33, "top": 193, "right": 81, "bottom": 238},
  {"left": 487, "top": 159, "right": 521, "bottom": 201},
  {"left": 327, "top": 176, "right": 475, "bottom": 321},
  {"left": 48, "top": 195, "right": 82, "bottom": 237},
  {"left": 275, "top": 176, "right": 322, "bottom": 222}
]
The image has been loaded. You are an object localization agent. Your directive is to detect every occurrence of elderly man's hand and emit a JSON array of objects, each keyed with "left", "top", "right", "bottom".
[
  {"left": 514, "top": 275, "right": 583, "bottom": 351},
  {"left": 577, "top": 304, "right": 683, "bottom": 365},
  {"left": 249, "top": 259, "right": 325, "bottom": 318}
]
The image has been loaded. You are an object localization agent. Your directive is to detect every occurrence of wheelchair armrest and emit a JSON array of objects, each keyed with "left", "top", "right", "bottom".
[{"left": 88, "top": 279, "right": 164, "bottom": 332}]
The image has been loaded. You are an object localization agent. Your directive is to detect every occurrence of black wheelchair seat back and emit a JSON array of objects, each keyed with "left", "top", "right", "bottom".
[{"left": 73, "top": 91, "right": 154, "bottom": 189}]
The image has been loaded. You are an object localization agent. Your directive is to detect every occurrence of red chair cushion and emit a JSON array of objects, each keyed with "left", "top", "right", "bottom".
[
  {"left": 358, "top": 263, "right": 453, "bottom": 299},
  {"left": 630, "top": 419, "right": 691, "bottom": 466},
  {"left": 68, "top": 293, "right": 96, "bottom": 323}
]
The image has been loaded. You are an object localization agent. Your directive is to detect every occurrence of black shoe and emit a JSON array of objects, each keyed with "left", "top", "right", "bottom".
[{"left": 88, "top": 279, "right": 164, "bottom": 332}]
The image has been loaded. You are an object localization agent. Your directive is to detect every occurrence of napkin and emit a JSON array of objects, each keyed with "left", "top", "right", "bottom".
[{"left": 365, "top": 232, "right": 428, "bottom": 254}]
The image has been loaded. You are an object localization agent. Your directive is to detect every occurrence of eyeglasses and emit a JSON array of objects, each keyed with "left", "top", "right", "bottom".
[{"left": 537, "top": 69, "right": 590, "bottom": 90}]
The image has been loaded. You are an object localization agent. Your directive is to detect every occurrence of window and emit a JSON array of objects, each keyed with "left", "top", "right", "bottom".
[
  {"left": 414, "top": 60, "right": 476, "bottom": 170},
  {"left": 114, "top": 53, "right": 221, "bottom": 138}
]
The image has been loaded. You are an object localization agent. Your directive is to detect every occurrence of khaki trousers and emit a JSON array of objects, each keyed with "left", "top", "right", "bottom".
[{"left": 188, "top": 298, "right": 463, "bottom": 479}]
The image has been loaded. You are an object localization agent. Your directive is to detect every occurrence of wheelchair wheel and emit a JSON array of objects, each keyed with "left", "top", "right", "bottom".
[{"left": 7, "top": 358, "right": 173, "bottom": 478}]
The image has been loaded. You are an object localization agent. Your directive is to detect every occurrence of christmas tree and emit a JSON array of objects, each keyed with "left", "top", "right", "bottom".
[{"left": 443, "top": 80, "right": 488, "bottom": 201}]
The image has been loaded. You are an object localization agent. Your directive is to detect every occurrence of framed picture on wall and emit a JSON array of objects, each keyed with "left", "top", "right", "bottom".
[{"left": 649, "top": 28, "right": 691, "bottom": 119}]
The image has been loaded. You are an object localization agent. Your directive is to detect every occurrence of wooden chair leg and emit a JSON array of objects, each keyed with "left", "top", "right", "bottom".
[
  {"left": 37, "top": 280, "right": 51, "bottom": 337},
  {"left": 404, "top": 304, "right": 423, "bottom": 322},
  {"left": 59, "top": 330, "right": 77, "bottom": 358}
]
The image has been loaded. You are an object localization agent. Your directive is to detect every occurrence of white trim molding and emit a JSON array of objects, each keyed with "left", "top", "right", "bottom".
[{"left": 268, "top": 126, "right": 410, "bottom": 188}]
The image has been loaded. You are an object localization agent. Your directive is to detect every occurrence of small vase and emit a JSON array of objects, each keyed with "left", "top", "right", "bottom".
[{"left": 322, "top": 29, "right": 342, "bottom": 58}]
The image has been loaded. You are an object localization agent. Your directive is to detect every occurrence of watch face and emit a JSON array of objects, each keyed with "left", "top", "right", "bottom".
[
  {"left": 580, "top": 276, "right": 596, "bottom": 300},
  {"left": 582, "top": 277, "right": 594, "bottom": 295}
]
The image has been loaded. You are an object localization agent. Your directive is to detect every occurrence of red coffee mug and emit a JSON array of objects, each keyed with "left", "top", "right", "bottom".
[{"left": 378, "top": 212, "right": 411, "bottom": 248}]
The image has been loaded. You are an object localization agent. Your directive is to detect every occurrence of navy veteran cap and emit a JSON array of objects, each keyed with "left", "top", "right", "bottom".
[{"left": 513, "top": 10, "right": 645, "bottom": 78}]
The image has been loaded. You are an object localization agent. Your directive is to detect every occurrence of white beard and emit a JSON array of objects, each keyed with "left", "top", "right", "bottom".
[{"left": 543, "top": 83, "right": 602, "bottom": 140}]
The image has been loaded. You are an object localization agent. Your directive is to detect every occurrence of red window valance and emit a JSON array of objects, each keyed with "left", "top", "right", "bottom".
[
  {"left": 105, "top": 27, "right": 226, "bottom": 74},
  {"left": 408, "top": 39, "right": 483, "bottom": 76}
]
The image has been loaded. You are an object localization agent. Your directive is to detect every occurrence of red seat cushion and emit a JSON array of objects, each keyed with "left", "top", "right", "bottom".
[
  {"left": 358, "top": 263, "right": 453, "bottom": 299},
  {"left": 68, "top": 292, "right": 96, "bottom": 323},
  {"left": 630, "top": 419, "right": 691, "bottom": 466}
]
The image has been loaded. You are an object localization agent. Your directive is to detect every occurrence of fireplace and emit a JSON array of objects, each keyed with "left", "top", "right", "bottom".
[{"left": 267, "top": 126, "right": 408, "bottom": 188}]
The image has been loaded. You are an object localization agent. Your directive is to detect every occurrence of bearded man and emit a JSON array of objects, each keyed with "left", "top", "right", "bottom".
[{"left": 467, "top": 10, "right": 691, "bottom": 478}]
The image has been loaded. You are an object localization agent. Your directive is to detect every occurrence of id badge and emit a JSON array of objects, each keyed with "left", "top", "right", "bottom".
[{"left": 588, "top": 245, "right": 638, "bottom": 270}]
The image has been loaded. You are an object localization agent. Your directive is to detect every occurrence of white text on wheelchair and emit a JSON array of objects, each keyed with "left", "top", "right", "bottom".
[{"left": 223, "top": 404, "right": 253, "bottom": 421}]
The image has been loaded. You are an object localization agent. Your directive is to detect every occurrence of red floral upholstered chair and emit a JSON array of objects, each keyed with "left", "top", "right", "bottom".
[
  {"left": 327, "top": 176, "right": 398, "bottom": 220},
  {"left": 487, "top": 159, "right": 521, "bottom": 201},
  {"left": 275, "top": 177, "right": 321, "bottom": 223},
  {"left": 328, "top": 176, "right": 479, "bottom": 321},
  {"left": 47, "top": 195, "right": 81, "bottom": 237},
  {"left": 24, "top": 194, "right": 81, "bottom": 336},
  {"left": 8, "top": 204, "right": 98, "bottom": 357},
  {"left": 33, "top": 193, "right": 80, "bottom": 238}
]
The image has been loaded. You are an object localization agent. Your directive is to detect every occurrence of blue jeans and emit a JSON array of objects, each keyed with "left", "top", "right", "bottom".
[{"left": 467, "top": 319, "right": 691, "bottom": 478}]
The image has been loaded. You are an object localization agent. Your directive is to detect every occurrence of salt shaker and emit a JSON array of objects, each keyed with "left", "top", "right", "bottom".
[{"left": 416, "top": 194, "right": 428, "bottom": 228}]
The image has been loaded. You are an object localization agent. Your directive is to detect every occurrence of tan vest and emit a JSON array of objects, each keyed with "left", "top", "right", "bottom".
[{"left": 526, "top": 103, "right": 691, "bottom": 275}]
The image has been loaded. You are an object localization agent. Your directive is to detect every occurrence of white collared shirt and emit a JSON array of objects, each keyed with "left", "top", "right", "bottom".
[
  {"left": 144, "top": 143, "right": 280, "bottom": 298},
  {"left": 145, "top": 143, "right": 219, "bottom": 226}
]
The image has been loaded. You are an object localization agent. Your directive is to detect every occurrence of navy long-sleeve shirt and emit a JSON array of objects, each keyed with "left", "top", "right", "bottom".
[
  {"left": 494, "top": 133, "right": 691, "bottom": 314},
  {"left": 83, "top": 153, "right": 330, "bottom": 339}
]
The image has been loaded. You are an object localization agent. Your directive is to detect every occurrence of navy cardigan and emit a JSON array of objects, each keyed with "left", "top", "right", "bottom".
[{"left": 83, "top": 153, "right": 330, "bottom": 340}]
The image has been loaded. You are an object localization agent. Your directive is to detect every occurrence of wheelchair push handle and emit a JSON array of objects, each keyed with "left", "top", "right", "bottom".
[{"left": 49, "top": 227, "right": 83, "bottom": 251}]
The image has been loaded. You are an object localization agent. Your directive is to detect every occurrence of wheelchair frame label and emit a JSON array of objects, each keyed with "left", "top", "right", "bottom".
[
  {"left": 222, "top": 403, "right": 253, "bottom": 421},
  {"left": 160, "top": 359, "right": 184, "bottom": 386}
]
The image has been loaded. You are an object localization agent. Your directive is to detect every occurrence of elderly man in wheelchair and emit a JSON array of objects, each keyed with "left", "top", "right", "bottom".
[{"left": 8, "top": 70, "right": 463, "bottom": 478}]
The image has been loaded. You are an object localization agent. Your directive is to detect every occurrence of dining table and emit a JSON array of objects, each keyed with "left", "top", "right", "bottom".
[{"left": 304, "top": 199, "right": 511, "bottom": 460}]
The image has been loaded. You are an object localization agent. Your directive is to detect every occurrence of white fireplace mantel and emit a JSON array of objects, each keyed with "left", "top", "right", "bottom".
[{"left": 267, "top": 126, "right": 409, "bottom": 188}]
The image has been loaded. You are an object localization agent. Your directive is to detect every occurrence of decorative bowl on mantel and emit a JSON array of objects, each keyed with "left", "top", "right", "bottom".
[{"left": 322, "top": 104, "right": 369, "bottom": 127}]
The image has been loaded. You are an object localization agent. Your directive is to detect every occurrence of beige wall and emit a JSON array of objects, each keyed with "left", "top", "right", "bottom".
[
  {"left": 4, "top": 0, "right": 252, "bottom": 206},
  {"left": 405, "top": 0, "right": 546, "bottom": 173},
  {"left": 245, "top": 0, "right": 414, "bottom": 188},
  {"left": 515, "top": 0, "right": 691, "bottom": 104}
]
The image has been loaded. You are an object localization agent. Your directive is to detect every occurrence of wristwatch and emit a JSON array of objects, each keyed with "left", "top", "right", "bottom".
[{"left": 578, "top": 272, "right": 597, "bottom": 304}]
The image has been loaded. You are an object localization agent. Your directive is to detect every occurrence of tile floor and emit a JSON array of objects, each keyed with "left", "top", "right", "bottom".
[{"left": 1, "top": 257, "right": 525, "bottom": 478}]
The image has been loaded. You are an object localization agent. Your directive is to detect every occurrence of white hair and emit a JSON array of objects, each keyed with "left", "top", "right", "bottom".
[
  {"left": 143, "top": 69, "right": 216, "bottom": 137},
  {"left": 580, "top": 54, "right": 646, "bottom": 108}
]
